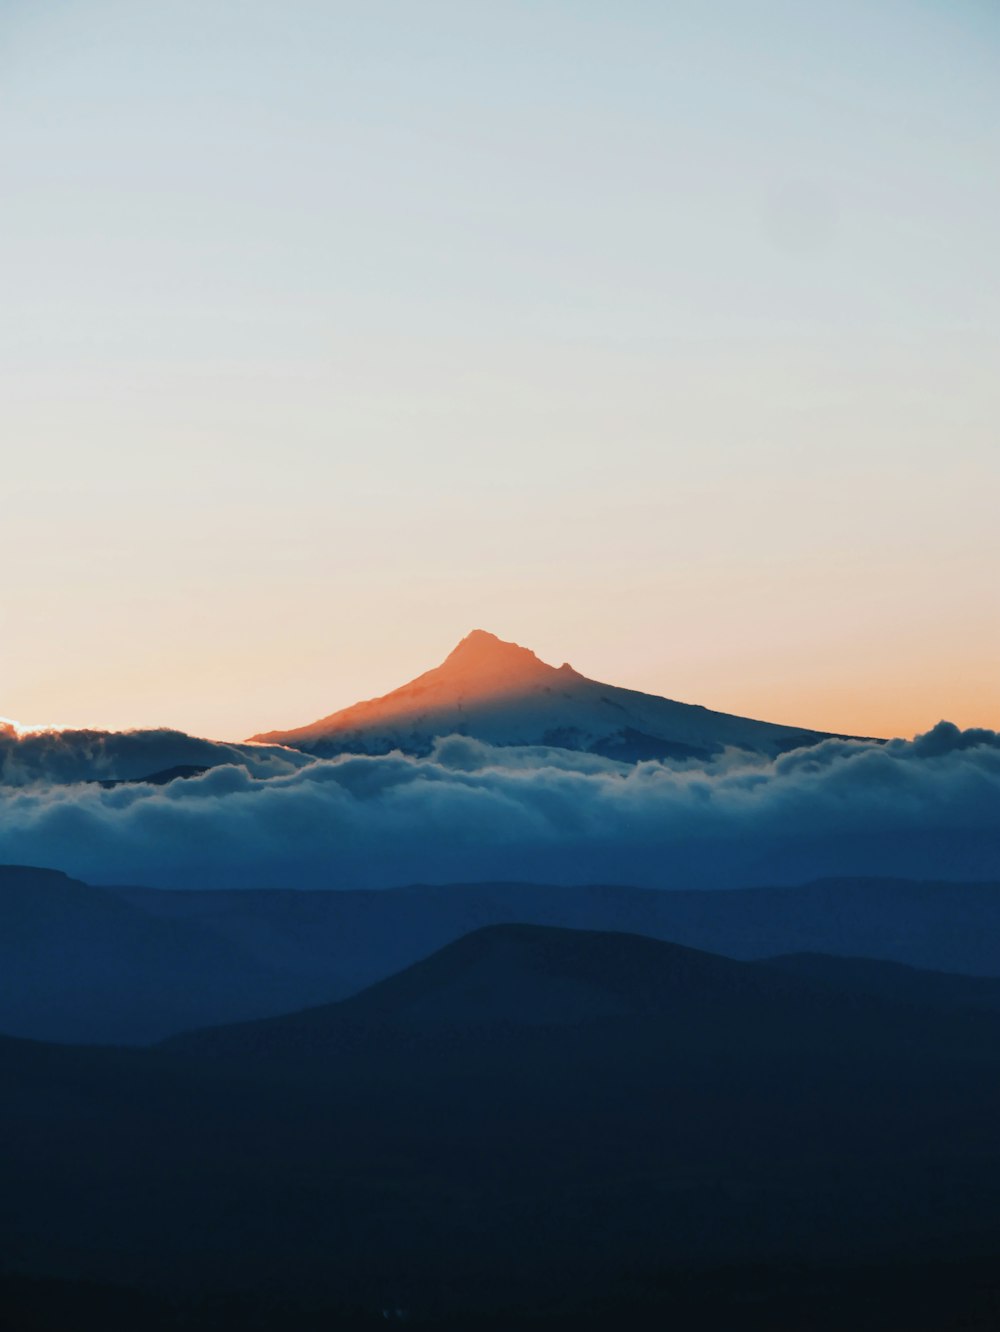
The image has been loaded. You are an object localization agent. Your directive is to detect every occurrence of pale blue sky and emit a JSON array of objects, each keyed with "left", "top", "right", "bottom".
[{"left": 2, "top": 0, "right": 998, "bottom": 738}]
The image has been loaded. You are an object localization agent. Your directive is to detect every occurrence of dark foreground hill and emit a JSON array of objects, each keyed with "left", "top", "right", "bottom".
[
  {"left": 164, "top": 920, "right": 1000, "bottom": 1057},
  {"left": 164, "top": 921, "right": 827, "bottom": 1055},
  {"left": 5, "top": 925, "right": 1000, "bottom": 1328}
]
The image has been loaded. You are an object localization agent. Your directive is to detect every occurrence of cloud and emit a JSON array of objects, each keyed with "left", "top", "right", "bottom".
[
  {"left": 0, "top": 722, "right": 998, "bottom": 891},
  {"left": 0, "top": 726, "right": 312, "bottom": 787}
]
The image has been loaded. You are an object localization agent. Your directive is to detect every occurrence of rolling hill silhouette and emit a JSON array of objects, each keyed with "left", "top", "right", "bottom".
[
  {"left": 0, "top": 866, "right": 332, "bottom": 1042},
  {"left": 164, "top": 920, "right": 1000, "bottom": 1062},
  {"left": 6, "top": 923, "right": 1000, "bottom": 1324},
  {"left": 164, "top": 922, "right": 825, "bottom": 1054},
  {"left": 9, "top": 864, "right": 1000, "bottom": 1044}
]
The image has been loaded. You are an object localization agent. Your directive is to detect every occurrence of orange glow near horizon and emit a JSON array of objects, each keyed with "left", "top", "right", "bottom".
[{"left": 3, "top": 619, "right": 996, "bottom": 746}]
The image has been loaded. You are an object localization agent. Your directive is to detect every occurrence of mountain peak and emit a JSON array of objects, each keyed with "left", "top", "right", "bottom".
[
  {"left": 429, "top": 630, "right": 576, "bottom": 696},
  {"left": 439, "top": 630, "right": 547, "bottom": 676},
  {"left": 251, "top": 630, "right": 840, "bottom": 759}
]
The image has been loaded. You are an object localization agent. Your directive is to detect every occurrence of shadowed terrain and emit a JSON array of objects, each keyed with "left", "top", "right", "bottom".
[
  {"left": 5, "top": 924, "right": 1000, "bottom": 1327},
  {"left": 8, "top": 864, "right": 1000, "bottom": 1043}
]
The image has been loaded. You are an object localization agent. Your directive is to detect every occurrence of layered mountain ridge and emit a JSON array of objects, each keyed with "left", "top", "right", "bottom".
[{"left": 9, "top": 863, "right": 1000, "bottom": 1045}]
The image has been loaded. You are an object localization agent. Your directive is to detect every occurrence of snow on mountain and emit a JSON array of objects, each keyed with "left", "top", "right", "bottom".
[{"left": 252, "top": 629, "right": 853, "bottom": 761}]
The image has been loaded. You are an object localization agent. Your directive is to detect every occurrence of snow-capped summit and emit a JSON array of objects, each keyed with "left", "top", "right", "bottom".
[
  {"left": 252, "top": 631, "right": 855, "bottom": 762},
  {"left": 432, "top": 629, "right": 577, "bottom": 693}
]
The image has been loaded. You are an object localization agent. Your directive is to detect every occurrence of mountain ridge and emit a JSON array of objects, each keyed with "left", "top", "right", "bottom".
[
  {"left": 161, "top": 918, "right": 1000, "bottom": 1065},
  {"left": 9, "top": 864, "right": 1000, "bottom": 1045},
  {"left": 162, "top": 922, "right": 807, "bottom": 1054}
]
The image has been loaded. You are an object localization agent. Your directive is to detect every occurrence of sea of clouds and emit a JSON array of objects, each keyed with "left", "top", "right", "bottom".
[{"left": 1, "top": 720, "right": 998, "bottom": 890}]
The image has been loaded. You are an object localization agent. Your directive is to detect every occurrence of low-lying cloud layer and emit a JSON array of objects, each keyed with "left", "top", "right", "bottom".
[
  {"left": 0, "top": 722, "right": 998, "bottom": 890},
  {"left": 0, "top": 723, "right": 311, "bottom": 786}
]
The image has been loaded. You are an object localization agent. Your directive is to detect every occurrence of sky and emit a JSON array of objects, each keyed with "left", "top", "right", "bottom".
[{"left": 2, "top": 0, "right": 998, "bottom": 742}]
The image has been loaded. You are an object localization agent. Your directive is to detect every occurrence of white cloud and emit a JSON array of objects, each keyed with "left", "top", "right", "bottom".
[
  {"left": 0, "top": 726, "right": 311, "bottom": 787},
  {"left": 0, "top": 722, "right": 998, "bottom": 890}
]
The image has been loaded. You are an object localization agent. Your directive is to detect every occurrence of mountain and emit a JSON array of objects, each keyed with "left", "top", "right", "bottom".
[
  {"left": 766, "top": 950, "right": 1000, "bottom": 1013},
  {"left": 166, "top": 921, "right": 1000, "bottom": 1059},
  {"left": 115, "top": 874, "right": 1000, "bottom": 1002},
  {"left": 9, "top": 866, "right": 1000, "bottom": 1045},
  {"left": 7, "top": 925, "right": 1000, "bottom": 1325},
  {"left": 164, "top": 923, "right": 819, "bottom": 1054},
  {"left": 251, "top": 629, "right": 854, "bottom": 760},
  {"left": 0, "top": 865, "right": 341, "bottom": 1043}
]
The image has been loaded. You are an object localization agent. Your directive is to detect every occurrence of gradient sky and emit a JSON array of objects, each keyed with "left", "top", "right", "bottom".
[{"left": 2, "top": 0, "right": 998, "bottom": 742}]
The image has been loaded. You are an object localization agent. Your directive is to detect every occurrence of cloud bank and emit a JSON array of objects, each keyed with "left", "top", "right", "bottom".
[
  {"left": 0, "top": 723, "right": 311, "bottom": 786},
  {"left": 0, "top": 722, "right": 998, "bottom": 890}
]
